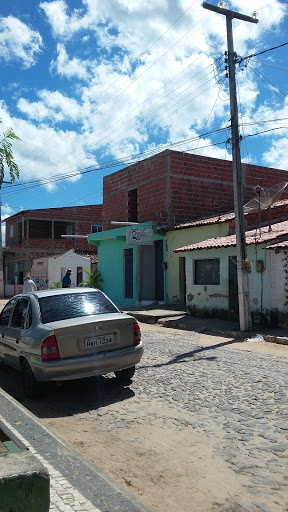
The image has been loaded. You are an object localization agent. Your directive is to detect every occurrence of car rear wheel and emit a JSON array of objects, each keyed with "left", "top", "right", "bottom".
[
  {"left": 21, "top": 360, "right": 41, "bottom": 398},
  {"left": 114, "top": 366, "right": 135, "bottom": 382}
]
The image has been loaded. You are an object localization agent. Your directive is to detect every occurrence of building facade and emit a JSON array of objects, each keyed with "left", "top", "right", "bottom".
[
  {"left": 4, "top": 204, "right": 102, "bottom": 295},
  {"left": 102, "top": 150, "right": 288, "bottom": 230}
]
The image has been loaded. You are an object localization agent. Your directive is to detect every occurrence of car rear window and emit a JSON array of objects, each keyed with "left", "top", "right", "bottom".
[{"left": 38, "top": 291, "right": 118, "bottom": 324}]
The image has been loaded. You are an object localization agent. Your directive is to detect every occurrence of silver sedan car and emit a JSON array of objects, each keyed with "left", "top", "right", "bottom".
[{"left": 0, "top": 288, "right": 143, "bottom": 397}]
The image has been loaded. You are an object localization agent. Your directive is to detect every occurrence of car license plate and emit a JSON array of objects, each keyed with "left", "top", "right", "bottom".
[{"left": 85, "top": 335, "right": 113, "bottom": 348}]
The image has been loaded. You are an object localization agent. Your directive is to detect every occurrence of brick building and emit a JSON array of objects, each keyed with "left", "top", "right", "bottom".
[
  {"left": 102, "top": 149, "right": 288, "bottom": 230},
  {"left": 4, "top": 204, "right": 102, "bottom": 292}
]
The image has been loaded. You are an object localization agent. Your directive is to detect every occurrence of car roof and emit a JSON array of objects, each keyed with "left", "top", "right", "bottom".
[{"left": 15, "top": 288, "right": 101, "bottom": 299}]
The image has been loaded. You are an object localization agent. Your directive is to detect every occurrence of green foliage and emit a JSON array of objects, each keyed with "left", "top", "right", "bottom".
[
  {"left": 50, "top": 281, "right": 62, "bottom": 289},
  {"left": 79, "top": 268, "right": 103, "bottom": 290},
  {"left": 0, "top": 119, "right": 21, "bottom": 183}
]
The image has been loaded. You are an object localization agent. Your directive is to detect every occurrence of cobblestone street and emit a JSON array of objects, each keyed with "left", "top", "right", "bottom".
[
  {"left": 42, "top": 326, "right": 288, "bottom": 512},
  {"left": 135, "top": 327, "right": 288, "bottom": 511},
  {"left": 0, "top": 324, "right": 288, "bottom": 512}
]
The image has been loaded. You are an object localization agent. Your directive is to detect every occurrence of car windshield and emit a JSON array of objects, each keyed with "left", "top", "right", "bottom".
[{"left": 39, "top": 291, "right": 118, "bottom": 324}]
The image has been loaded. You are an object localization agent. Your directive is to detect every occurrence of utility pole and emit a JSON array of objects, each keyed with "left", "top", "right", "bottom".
[{"left": 203, "top": 2, "right": 258, "bottom": 331}]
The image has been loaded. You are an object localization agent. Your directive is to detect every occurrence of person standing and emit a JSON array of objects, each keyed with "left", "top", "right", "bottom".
[
  {"left": 62, "top": 269, "right": 72, "bottom": 288},
  {"left": 23, "top": 274, "right": 37, "bottom": 293}
]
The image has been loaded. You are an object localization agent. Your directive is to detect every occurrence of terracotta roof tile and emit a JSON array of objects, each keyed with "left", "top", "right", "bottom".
[
  {"left": 174, "top": 219, "right": 288, "bottom": 253},
  {"left": 173, "top": 199, "right": 288, "bottom": 231}
]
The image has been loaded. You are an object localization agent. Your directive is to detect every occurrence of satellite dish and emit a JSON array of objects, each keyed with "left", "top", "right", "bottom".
[{"left": 244, "top": 182, "right": 288, "bottom": 213}]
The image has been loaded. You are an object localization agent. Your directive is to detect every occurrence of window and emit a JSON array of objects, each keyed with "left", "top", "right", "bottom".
[
  {"left": 9, "top": 225, "right": 14, "bottom": 238},
  {"left": 29, "top": 220, "right": 52, "bottom": 238},
  {"left": 194, "top": 258, "right": 220, "bottom": 285},
  {"left": 128, "top": 189, "right": 138, "bottom": 222},
  {"left": 54, "top": 221, "right": 75, "bottom": 239},
  {"left": 0, "top": 299, "right": 16, "bottom": 326},
  {"left": 39, "top": 291, "right": 118, "bottom": 324},
  {"left": 11, "top": 298, "right": 30, "bottom": 328},
  {"left": 91, "top": 224, "right": 103, "bottom": 233}
]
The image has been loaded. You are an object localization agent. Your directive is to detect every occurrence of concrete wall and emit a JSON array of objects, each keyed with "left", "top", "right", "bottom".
[
  {"left": 184, "top": 244, "right": 276, "bottom": 322},
  {"left": 166, "top": 222, "right": 230, "bottom": 304},
  {"left": 90, "top": 225, "right": 166, "bottom": 306},
  {"left": 0, "top": 451, "right": 50, "bottom": 512},
  {"left": 270, "top": 250, "right": 288, "bottom": 317},
  {"left": 47, "top": 251, "right": 91, "bottom": 287},
  {"left": 97, "top": 238, "right": 137, "bottom": 305}
]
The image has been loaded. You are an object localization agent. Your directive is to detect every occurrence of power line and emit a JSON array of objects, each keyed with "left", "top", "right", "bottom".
[
  {"left": 247, "top": 62, "right": 288, "bottom": 104},
  {"left": 18, "top": 10, "right": 236, "bottom": 175},
  {"left": 19, "top": 61, "right": 224, "bottom": 180},
  {"left": 3, "top": 129, "right": 229, "bottom": 197},
  {"left": 3, "top": 123, "right": 287, "bottom": 202},
  {"left": 21, "top": 6, "right": 209, "bottom": 166},
  {"left": 239, "top": 41, "right": 288, "bottom": 63},
  {"left": 254, "top": 58, "right": 288, "bottom": 73}
]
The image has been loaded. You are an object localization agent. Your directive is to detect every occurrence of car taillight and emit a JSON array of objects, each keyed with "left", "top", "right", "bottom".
[
  {"left": 41, "top": 335, "right": 60, "bottom": 360},
  {"left": 133, "top": 322, "right": 141, "bottom": 345}
]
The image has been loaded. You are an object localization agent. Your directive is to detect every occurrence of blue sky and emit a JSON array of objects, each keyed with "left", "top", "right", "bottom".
[{"left": 0, "top": 0, "right": 287, "bottom": 222}]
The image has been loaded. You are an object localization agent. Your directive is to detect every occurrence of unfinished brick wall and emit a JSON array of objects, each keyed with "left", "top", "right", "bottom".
[
  {"left": 103, "top": 150, "right": 288, "bottom": 229},
  {"left": 169, "top": 152, "right": 288, "bottom": 225},
  {"left": 103, "top": 153, "right": 169, "bottom": 229}
]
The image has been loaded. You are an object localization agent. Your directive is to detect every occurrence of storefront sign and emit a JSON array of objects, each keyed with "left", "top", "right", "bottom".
[{"left": 126, "top": 228, "right": 154, "bottom": 245}]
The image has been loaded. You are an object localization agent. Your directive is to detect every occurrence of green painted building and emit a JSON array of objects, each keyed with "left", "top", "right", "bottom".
[{"left": 88, "top": 222, "right": 166, "bottom": 307}]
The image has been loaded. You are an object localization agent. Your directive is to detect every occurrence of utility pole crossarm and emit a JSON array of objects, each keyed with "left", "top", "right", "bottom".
[{"left": 203, "top": 2, "right": 258, "bottom": 24}]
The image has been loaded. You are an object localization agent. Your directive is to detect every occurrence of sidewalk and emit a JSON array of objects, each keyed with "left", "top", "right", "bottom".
[
  {"left": 0, "top": 388, "right": 151, "bottom": 512},
  {"left": 123, "top": 305, "right": 288, "bottom": 346}
]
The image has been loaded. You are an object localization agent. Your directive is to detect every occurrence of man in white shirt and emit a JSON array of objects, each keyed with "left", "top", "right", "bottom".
[{"left": 23, "top": 274, "right": 37, "bottom": 293}]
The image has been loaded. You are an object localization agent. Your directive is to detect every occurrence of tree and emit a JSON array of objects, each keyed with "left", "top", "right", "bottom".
[
  {"left": 0, "top": 120, "right": 21, "bottom": 297},
  {"left": 79, "top": 269, "right": 103, "bottom": 290},
  {"left": 0, "top": 119, "right": 21, "bottom": 183}
]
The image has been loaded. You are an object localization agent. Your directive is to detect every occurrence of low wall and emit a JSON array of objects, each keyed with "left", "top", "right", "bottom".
[{"left": 0, "top": 421, "right": 50, "bottom": 511}]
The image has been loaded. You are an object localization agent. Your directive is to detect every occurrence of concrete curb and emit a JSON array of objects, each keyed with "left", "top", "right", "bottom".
[{"left": 130, "top": 311, "right": 288, "bottom": 346}]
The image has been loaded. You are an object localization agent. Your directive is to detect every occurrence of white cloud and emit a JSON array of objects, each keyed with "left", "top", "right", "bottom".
[
  {"left": 0, "top": 16, "right": 42, "bottom": 68},
  {"left": 50, "top": 43, "right": 90, "bottom": 79},
  {"left": 263, "top": 137, "right": 288, "bottom": 171},
  {"left": 2, "top": 0, "right": 288, "bottom": 196},
  {"left": 17, "top": 90, "right": 81, "bottom": 122},
  {"left": 0, "top": 102, "right": 97, "bottom": 191}
]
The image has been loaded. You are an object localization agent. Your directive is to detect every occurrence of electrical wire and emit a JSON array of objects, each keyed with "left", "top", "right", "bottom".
[
  {"left": 254, "top": 59, "right": 288, "bottom": 73},
  {"left": 247, "top": 62, "right": 288, "bottom": 105},
  {"left": 20, "top": 0, "right": 201, "bottom": 161},
  {"left": 21, "top": 10, "right": 210, "bottom": 167},
  {"left": 239, "top": 41, "right": 288, "bottom": 63},
  {"left": 3, "top": 123, "right": 287, "bottom": 203},
  {"left": 17, "top": 61, "right": 224, "bottom": 182},
  {"left": 2, "top": 131, "right": 229, "bottom": 197}
]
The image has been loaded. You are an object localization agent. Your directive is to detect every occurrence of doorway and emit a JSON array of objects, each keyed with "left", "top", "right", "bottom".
[
  {"left": 140, "top": 240, "right": 164, "bottom": 302},
  {"left": 179, "top": 257, "right": 186, "bottom": 305},
  {"left": 229, "top": 256, "right": 239, "bottom": 320}
]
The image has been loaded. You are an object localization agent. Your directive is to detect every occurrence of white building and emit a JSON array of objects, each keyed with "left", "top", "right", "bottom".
[
  {"left": 6, "top": 250, "right": 92, "bottom": 295},
  {"left": 175, "top": 219, "right": 288, "bottom": 328}
]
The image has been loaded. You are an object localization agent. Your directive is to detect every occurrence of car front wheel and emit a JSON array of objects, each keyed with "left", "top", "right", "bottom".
[
  {"left": 114, "top": 366, "right": 135, "bottom": 382},
  {"left": 21, "top": 360, "right": 41, "bottom": 398}
]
